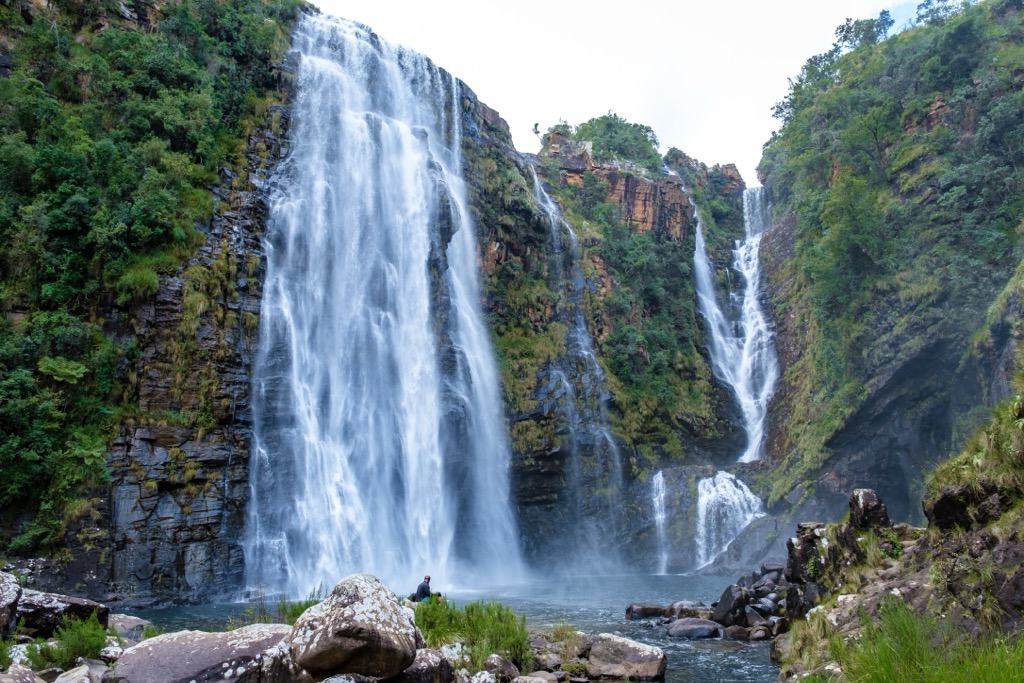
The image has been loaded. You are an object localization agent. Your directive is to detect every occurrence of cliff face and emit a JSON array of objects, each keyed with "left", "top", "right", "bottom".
[
  {"left": 464, "top": 113, "right": 748, "bottom": 570},
  {"left": 757, "top": 0, "right": 1024, "bottom": 527}
]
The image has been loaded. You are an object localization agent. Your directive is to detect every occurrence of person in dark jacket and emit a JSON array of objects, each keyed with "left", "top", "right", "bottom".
[{"left": 413, "top": 575, "right": 431, "bottom": 602}]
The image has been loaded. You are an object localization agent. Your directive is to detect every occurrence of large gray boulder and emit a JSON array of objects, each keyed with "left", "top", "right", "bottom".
[
  {"left": 0, "top": 571, "right": 20, "bottom": 636},
  {"left": 17, "top": 590, "right": 109, "bottom": 637},
  {"left": 665, "top": 618, "right": 721, "bottom": 639},
  {"left": 584, "top": 634, "right": 665, "bottom": 680},
  {"left": 103, "top": 623, "right": 290, "bottom": 683},
  {"left": 290, "top": 574, "right": 419, "bottom": 681}
]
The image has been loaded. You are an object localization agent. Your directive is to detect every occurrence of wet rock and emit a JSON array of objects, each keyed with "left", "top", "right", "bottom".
[
  {"left": 397, "top": 649, "right": 454, "bottom": 683},
  {"left": 290, "top": 574, "right": 418, "bottom": 680},
  {"left": 666, "top": 601, "right": 708, "bottom": 619},
  {"left": 665, "top": 618, "right": 721, "bottom": 639},
  {"left": 105, "top": 623, "right": 289, "bottom": 683},
  {"left": 17, "top": 590, "right": 109, "bottom": 638},
  {"left": 849, "top": 489, "right": 891, "bottom": 531},
  {"left": 585, "top": 633, "right": 665, "bottom": 680},
  {"left": 624, "top": 604, "right": 666, "bottom": 620},
  {"left": 721, "top": 625, "right": 748, "bottom": 641},
  {"left": 524, "top": 672, "right": 557, "bottom": 683},
  {"left": 710, "top": 584, "right": 746, "bottom": 627}
]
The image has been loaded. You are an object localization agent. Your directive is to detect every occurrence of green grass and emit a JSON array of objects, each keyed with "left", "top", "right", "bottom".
[
  {"left": 830, "top": 598, "right": 1024, "bottom": 682},
  {"left": 414, "top": 599, "right": 532, "bottom": 672},
  {"left": 0, "top": 637, "right": 12, "bottom": 670},
  {"left": 25, "top": 613, "right": 109, "bottom": 670}
]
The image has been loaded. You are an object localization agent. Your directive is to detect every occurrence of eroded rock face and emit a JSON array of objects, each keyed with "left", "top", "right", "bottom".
[
  {"left": 849, "top": 488, "right": 891, "bottom": 531},
  {"left": 290, "top": 574, "right": 419, "bottom": 680},
  {"left": 105, "top": 623, "right": 290, "bottom": 683},
  {"left": 584, "top": 633, "right": 665, "bottom": 680},
  {"left": 0, "top": 571, "right": 20, "bottom": 635}
]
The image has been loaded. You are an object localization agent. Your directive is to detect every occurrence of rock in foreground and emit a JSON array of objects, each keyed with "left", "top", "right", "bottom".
[{"left": 584, "top": 634, "right": 665, "bottom": 680}]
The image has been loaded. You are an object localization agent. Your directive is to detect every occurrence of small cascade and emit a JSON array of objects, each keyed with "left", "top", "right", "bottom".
[
  {"left": 244, "top": 14, "right": 522, "bottom": 596},
  {"left": 651, "top": 471, "right": 668, "bottom": 574},
  {"left": 694, "top": 472, "right": 765, "bottom": 568},
  {"left": 531, "top": 170, "right": 625, "bottom": 568},
  {"left": 690, "top": 186, "right": 778, "bottom": 568}
]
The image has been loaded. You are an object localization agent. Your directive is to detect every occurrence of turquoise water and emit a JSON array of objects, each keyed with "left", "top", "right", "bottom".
[{"left": 136, "top": 574, "right": 777, "bottom": 683}]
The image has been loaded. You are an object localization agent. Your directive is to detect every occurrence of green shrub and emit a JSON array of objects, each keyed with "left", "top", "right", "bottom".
[
  {"left": 276, "top": 584, "right": 324, "bottom": 625},
  {"left": 414, "top": 599, "right": 531, "bottom": 673},
  {"left": 25, "top": 613, "right": 109, "bottom": 670},
  {"left": 0, "top": 637, "right": 12, "bottom": 670},
  {"left": 831, "top": 598, "right": 1024, "bottom": 682}
]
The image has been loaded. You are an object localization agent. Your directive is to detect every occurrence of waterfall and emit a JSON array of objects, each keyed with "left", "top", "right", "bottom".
[
  {"left": 244, "top": 14, "right": 522, "bottom": 596},
  {"left": 651, "top": 471, "right": 668, "bottom": 574},
  {"left": 694, "top": 471, "right": 764, "bottom": 567},
  {"left": 694, "top": 187, "right": 778, "bottom": 463},
  {"left": 691, "top": 186, "right": 777, "bottom": 568},
  {"left": 531, "top": 170, "right": 625, "bottom": 568}
]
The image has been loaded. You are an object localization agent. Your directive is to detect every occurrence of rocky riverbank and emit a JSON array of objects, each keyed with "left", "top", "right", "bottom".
[{"left": 1, "top": 574, "right": 667, "bottom": 683}]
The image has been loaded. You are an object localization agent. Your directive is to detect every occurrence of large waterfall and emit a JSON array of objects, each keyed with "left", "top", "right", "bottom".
[
  {"left": 531, "top": 171, "right": 625, "bottom": 569},
  {"left": 244, "top": 14, "right": 522, "bottom": 596},
  {"left": 691, "top": 187, "right": 777, "bottom": 566}
]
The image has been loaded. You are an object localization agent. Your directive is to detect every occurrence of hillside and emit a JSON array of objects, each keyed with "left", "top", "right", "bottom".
[{"left": 758, "top": 0, "right": 1024, "bottom": 527}]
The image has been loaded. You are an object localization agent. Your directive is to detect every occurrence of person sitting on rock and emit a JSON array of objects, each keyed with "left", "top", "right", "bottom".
[{"left": 413, "top": 575, "right": 431, "bottom": 602}]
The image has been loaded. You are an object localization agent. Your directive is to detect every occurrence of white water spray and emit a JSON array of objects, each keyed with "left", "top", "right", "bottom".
[
  {"left": 652, "top": 471, "right": 668, "bottom": 574},
  {"left": 244, "top": 14, "right": 522, "bottom": 596},
  {"left": 694, "top": 471, "right": 765, "bottom": 567},
  {"left": 691, "top": 186, "right": 777, "bottom": 567}
]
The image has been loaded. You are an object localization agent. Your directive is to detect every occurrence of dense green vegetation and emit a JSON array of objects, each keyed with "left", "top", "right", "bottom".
[
  {"left": 25, "top": 613, "right": 111, "bottom": 670},
  {"left": 811, "top": 598, "right": 1024, "bottom": 683},
  {"left": 414, "top": 599, "right": 532, "bottom": 672},
  {"left": 759, "top": 0, "right": 1024, "bottom": 503},
  {"left": 532, "top": 117, "right": 745, "bottom": 459},
  {"left": 0, "top": 0, "right": 303, "bottom": 550}
]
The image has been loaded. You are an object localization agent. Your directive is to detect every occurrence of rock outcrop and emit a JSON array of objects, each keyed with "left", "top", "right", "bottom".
[
  {"left": 105, "top": 623, "right": 291, "bottom": 683},
  {"left": 289, "top": 574, "right": 420, "bottom": 681}
]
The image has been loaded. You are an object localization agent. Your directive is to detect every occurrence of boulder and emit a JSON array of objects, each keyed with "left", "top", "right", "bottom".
[
  {"left": 666, "top": 601, "right": 707, "bottom": 619},
  {"left": 397, "top": 648, "right": 454, "bottom": 683},
  {"left": 17, "top": 590, "right": 109, "bottom": 638},
  {"left": 290, "top": 574, "right": 419, "bottom": 680},
  {"left": 584, "top": 633, "right": 665, "bottom": 680},
  {"left": 665, "top": 618, "right": 721, "bottom": 639},
  {"left": 104, "top": 623, "right": 290, "bottom": 683},
  {"left": 524, "top": 673, "right": 558, "bottom": 683},
  {"left": 53, "top": 663, "right": 104, "bottom": 683},
  {"left": 484, "top": 654, "right": 519, "bottom": 681},
  {"left": 0, "top": 663, "right": 46, "bottom": 683},
  {"left": 849, "top": 489, "right": 891, "bottom": 531},
  {"left": 721, "top": 625, "right": 748, "bottom": 641},
  {"left": 624, "top": 603, "right": 666, "bottom": 620},
  {"left": 710, "top": 584, "right": 746, "bottom": 627},
  {"left": 0, "top": 571, "right": 21, "bottom": 636},
  {"left": 107, "top": 614, "right": 155, "bottom": 641}
]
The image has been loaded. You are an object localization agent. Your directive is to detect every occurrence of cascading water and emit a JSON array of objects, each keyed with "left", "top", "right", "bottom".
[
  {"left": 694, "top": 472, "right": 764, "bottom": 567},
  {"left": 691, "top": 186, "right": 777, "bottom": 567},
  {"left": 244, "top": 14, "right": 522, "bottom": 596},
  {"left": 651, "top": 471, "right": 668, "bottom": 575},
  {"left": 531, "top": 170, "right": 625, "bottom": 568},
  {"left": 694, "top": 187, "right": 778, "bottom": 463}
]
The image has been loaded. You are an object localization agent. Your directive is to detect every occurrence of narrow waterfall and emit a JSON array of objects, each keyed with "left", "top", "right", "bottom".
[
  {"left": 694, "top": 471, "right": 764, "bottom": 567},
  {"left": 651, "top": 471, "right": 668, "bottom": 574},
  {"left": 244, "top": 14, "right": 522, "bottom": 596},
  {"left": 531, "top": 170, "right": 625, "bottom": 567},
  {"left": 694, "top": 187, "right": 778, "bottom": 463},
  {"left": 691, "top": 186, "right": 777, "bottom": 567}
]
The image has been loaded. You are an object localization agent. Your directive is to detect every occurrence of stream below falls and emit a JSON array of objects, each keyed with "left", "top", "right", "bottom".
[{"left": 136, "top": 575, "right": 778, "bottom": 683}]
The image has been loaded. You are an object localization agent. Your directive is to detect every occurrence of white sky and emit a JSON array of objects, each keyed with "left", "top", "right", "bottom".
[{"left": 311, "top": 1, "right": 919, "bottom": 186}]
